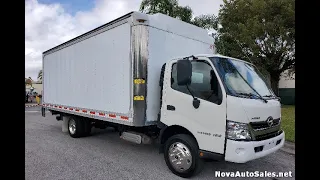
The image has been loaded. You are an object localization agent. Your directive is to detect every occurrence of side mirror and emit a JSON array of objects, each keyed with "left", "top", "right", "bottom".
[{"left": 177, "top": 60, "right": 192, "bottom": 86}]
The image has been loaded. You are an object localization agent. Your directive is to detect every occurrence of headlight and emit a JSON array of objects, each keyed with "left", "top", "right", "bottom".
[{"left": 227, "top": 121, "right": 251, "bottom": 140}]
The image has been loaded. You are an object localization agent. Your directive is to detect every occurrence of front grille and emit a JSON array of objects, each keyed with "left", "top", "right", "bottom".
[
  {"left": 254, "top": 130, "right": 282, "bottom": 141},
  {"left": 250, "top": 118, "right": 280, "bottom": 130}
]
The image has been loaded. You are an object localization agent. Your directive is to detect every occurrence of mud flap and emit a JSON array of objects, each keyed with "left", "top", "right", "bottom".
[
  {"left": 62, "top": 116, "right": 69, "bottom": 133},
  {"left": 41, "top": 107, "right": 46, "bottom": 117}
]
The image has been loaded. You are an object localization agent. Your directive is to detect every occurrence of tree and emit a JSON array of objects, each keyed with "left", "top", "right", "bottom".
[
  {"left": 25, "top": 77, "right": 33, "bottom": 86},
  {"left": 215, "top": 0, "right": 295, "bottom": 95},
  {"left": 174, "top": 5, "right": 193, "bottom": 23},
  {"left": 38, "top": 70, "right": 43, "bottom": 81},
  {"left": 139, "top": 0, "right": 217, "bottom": 29},
  {"left": 140, "top": 0, "right": 179, "bottom": 17},
  {"left": 192, "top": 14, "right": 218, "bottom": 30}
]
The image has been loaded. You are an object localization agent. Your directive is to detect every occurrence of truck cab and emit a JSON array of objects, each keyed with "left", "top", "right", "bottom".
[{"left": 159, "top": 54, "right": 285, "bottom": 177}]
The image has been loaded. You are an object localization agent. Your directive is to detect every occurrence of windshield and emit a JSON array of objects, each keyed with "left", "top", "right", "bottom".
[{"left": 210, "top": 57, "right": 274, "bottom": 97}]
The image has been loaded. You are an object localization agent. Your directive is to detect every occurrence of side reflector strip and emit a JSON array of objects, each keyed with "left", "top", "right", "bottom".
[
  {"left": 46, "top": 104, "right": 131, "bottom": 121},
  {"left": 121, "top": 116, "right": 128, "bottom": 120}
]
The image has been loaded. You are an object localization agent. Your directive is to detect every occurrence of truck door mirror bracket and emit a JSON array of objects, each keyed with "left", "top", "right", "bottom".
[{"left": 193, "top": 98, "right": 200, "bottom": 109}]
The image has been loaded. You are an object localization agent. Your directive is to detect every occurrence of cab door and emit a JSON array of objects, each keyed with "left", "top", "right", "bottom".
[{"left": 160, "top": 58, "right": 227, "bottom": 154}]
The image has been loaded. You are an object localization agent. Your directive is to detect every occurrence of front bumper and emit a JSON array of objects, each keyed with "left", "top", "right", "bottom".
[{"left": 225, "top": 131, "right": 285, "bottom": 163}]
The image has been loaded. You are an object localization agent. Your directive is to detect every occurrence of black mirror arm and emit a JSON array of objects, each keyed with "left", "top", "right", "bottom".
[
  {"left": 186, "top": 85, "right": 196, "bottom": 100},
  {"left": 186, "top": 85, "right": 200, "bottom": 109}
]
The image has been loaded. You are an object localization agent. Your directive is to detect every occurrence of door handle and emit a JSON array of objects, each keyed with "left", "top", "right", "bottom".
[{"left": 167, "top": 105, "right": 175, "bottom": 111}]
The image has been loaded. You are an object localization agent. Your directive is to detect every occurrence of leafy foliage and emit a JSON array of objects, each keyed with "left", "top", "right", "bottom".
[
  {"left": 140, "top": 0, "right": 179, "bottom": 17},
  {"left": 139, "top": 0, "right": 217, "bottom": 29},
  {"left": 215, "top": 0, "right": 295, "bottom": 93},
  {"left": 192, "top": 14, "right": 218, "bottom": 30},
  {"left": 25, "top": 77, "right": 33, "bottom": 86}
]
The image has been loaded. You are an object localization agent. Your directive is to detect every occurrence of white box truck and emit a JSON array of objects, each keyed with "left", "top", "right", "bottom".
[{"left": 42, "top": 11, "right": 285, "bottom": 178}]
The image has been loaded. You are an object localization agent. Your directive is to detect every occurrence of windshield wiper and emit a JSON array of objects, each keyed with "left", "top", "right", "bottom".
[
  {"left": 263, "top": 95, "right": 281, "bottom": 101},
  {"left": 237, "top": 93, "right": 255, "bottom": 97},
  {"left": 263, "top": 95, "right": 273, "bottom": 97},
  {"left": 238, "top": 93, "right": 268, "bottom": 103}
]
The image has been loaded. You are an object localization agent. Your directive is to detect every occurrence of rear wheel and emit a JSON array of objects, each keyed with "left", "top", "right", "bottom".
[
  {"left": 164, "top": 134, "right": 204, "bottom": 178},
  {"left": 68, "top": 116, "right": 84, "bottom": 138}
]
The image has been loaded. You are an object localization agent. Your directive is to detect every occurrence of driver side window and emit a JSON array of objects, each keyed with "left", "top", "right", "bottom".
[{"left": 171, "top": 61, "right": 222, "bottom": 105}]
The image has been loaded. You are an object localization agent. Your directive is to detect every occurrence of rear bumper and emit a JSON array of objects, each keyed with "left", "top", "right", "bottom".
[{"left": 225, "top": 131, "right": 285, "bottom": 163}]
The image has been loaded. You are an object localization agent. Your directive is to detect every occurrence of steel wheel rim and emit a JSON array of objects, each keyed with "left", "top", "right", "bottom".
[
  {"left": 168, "top": 142, "right": 192, "bottom": 172},
  {"left": 69, "top": 119, "right": 76, "bottom": 135}
]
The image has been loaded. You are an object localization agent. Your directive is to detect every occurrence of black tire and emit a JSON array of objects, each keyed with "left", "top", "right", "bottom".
[
  {"left": 68, "top": 116, "right": 85, "bottom": 138},
  {"left": 164, "top": 134, "right": 204, "bottom": 178}
]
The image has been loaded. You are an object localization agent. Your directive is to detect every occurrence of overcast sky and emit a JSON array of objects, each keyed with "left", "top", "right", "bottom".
[{"left": 25, "top": 0, "right": 224, "bottom": 80}]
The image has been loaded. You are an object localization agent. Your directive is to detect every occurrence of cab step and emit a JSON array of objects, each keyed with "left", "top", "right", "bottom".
[{"left": 120, "top": 131, "right": 152, "bottom": 144}]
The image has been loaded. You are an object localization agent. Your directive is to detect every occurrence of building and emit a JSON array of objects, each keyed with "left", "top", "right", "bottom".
[{"left": 278, "top": 70, "right": 295, "bottom": 105}]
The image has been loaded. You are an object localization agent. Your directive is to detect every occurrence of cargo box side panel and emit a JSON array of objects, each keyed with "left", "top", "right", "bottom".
[
  {"left": 146, "top": 27, "right": 213, "bottom": 122},
  {"left": 43, "top": 23, "right": 132, "bottom": 114}
]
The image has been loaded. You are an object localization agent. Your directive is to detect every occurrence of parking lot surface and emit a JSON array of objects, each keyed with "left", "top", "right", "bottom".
[{"left": 25, "top": 107, "right": 295, "bottom": 180}]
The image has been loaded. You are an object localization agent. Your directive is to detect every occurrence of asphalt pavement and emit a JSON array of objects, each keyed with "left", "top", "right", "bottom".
[{"left": 25, "top": 107, "right": 295, "bottom": 180}]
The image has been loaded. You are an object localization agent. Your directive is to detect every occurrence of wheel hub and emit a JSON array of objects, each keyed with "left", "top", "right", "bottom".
[
  {"left": 69, "top": 119, "right": 76, "bottom": 135},
  {"left": 168, "top": 142, "right": 192, "bottom": 172}
]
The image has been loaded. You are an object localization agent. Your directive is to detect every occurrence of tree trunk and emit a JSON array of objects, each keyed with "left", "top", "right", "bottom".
[{"left": 270, "top": 76, "right": 280, "bottom": 96}]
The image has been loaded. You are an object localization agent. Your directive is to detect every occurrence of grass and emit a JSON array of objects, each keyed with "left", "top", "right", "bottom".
[{"left": 281, "top": 105, "right": 295, "bottom": 142}]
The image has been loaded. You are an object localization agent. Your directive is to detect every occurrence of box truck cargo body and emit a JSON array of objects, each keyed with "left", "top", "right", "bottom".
[
  {"left": 42, "top": 12, "right": 285, "bottom": 178},
  {"left": 43, "top": 12, "right": 215, "bottom": 126}
]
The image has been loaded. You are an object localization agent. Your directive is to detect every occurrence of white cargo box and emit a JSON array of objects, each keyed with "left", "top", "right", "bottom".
[{"left": 43, "top": 11, "right": 214, "bottom": 127}]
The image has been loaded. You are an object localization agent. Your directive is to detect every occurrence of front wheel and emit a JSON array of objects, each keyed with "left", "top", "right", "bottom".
[{"left": 164, "top": 134, "right": 204, "bottom": 178}]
